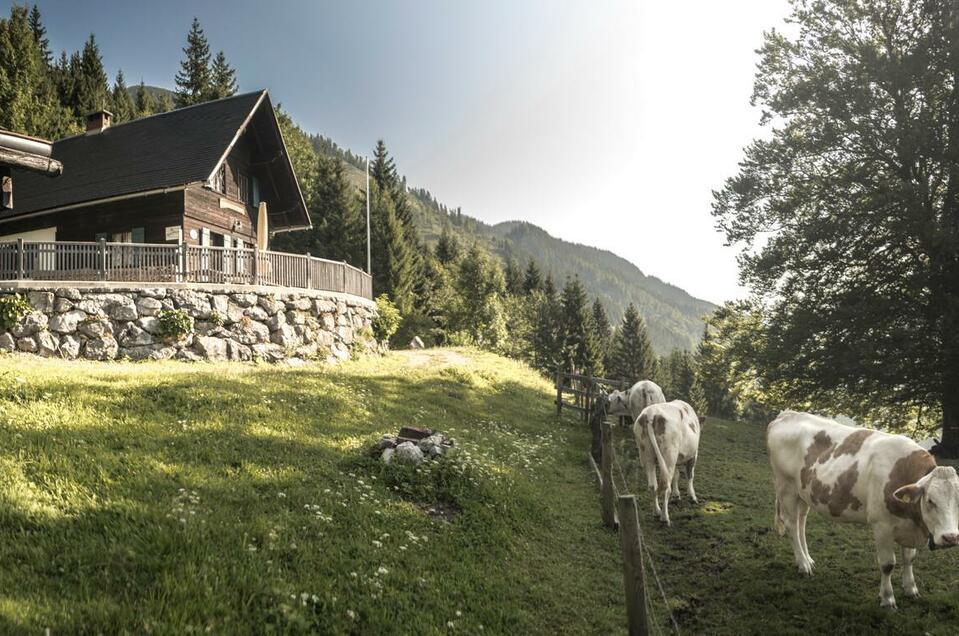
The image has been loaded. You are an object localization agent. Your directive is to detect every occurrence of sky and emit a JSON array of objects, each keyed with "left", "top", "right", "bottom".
[{"left": 16, "top": 0, "right": 794, "bottom": 304}]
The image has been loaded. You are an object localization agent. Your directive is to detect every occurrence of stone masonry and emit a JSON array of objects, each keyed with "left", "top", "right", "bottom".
[{"left": 0, "top": 284, "right": 377, "bottom": 363}]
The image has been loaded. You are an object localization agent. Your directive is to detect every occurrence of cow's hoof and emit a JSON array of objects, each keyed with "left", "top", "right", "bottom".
[
  {"left": 880, "top": 599, "right": 897, "bottom": 611},
  {"left": 904, "top": 587, "right": 919, "bottom": 599},
  {"left": 797, "top": 561, "right": 813, "bottom": 576},
  {"left": 690, "top": 496, "right": 699, "bottom": 504}
]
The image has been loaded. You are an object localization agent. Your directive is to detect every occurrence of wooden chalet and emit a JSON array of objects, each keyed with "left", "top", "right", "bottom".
[{"left": 0, "top": 90, "right": 310, "bottom": 249}]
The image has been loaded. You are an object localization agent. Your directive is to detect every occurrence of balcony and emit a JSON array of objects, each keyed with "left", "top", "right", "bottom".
[{"left": 0, "top": 240, "right": 372, "bottom": 300}]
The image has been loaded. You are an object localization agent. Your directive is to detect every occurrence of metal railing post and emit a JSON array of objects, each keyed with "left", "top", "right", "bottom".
[
  {"left": 98, "top": 238, "right": 106, "bottom": 281},
  {"left": 15, "top": 238, "right": 24, "bottom": 279}
]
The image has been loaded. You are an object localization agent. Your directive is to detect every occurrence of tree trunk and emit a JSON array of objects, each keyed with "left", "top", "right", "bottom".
[{"left": 938, "top": 389, "right": 959, "bottom": 458}]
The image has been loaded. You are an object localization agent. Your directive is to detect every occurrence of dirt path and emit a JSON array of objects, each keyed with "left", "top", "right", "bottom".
[{"left": 394, "top": 348, "right": 470, "bottom": 367}]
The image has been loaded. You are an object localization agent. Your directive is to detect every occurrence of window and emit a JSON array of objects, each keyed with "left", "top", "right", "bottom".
[
  {"left": 236, "top": 170, "right": 249, "bottom": 204},
  {"left": 201, "top": 228, "right": 211, "bottom": 247},
  {"left": 251, "top": 176, "right": 260, "bottom": 206}
]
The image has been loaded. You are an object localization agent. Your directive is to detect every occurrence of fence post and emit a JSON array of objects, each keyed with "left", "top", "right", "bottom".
[
  {"left": 555, "top": 371, "right": 563, "bottom": 416},
  {"left": 305, "top": 253, "right": 312, "bottom": 289},
  {"left": 178, "top": 241, "right": 187, "bottom": 283},
  {"left": 252, "top": 246, "right": 260, "bottom": 286},
  {"left": 618, "top": 495, "right": 650, "bottom": 636},
  {"left": 15, "top": 238, "right": 24, "bottom": 279},
  {"left": 601, "top": 421, "right": 617, "bottom": 529},
  {"left": 98, "top": 237, "right": 106, "bottom": 281},
  {"left": 341, "top": 262, "right": 347, "bottom": 293}
]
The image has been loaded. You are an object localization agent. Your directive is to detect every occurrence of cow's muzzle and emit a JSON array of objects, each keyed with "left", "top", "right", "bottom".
[{"left": 929, "top": 533, "right": 959, "bottom": 550}]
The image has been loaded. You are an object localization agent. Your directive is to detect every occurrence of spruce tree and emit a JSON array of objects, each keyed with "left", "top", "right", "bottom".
[
  {"left": 134, "top": 81, "right": 155, "bottom": 117},
  {"left": 531, "top": 278, "right": 562, "bottom": 374},
  {"left": 369, "top": 184, "right": 416, "bottom": 315},
  {"left": 435, "top": 227, "right": 461, "bottom": 264},
  {"left": 608, "top": 303, "right": 656, "bottom": 385},
  {"left": 111, "top": 70, "right": 135, "bottom": 122},
  {"left": 208, "top": 50, "right": 237, "bottom": 99},
  {"left": 0, "top": 6, "right": 74, "bottom": 139},
  {"left": 156, "top": 91, "right": 174, "bottom": 113},
  {"left": 591, "top": 299, "right": 613, "bottom": 372},
  {"left": 559, "top": 277, "right": 603, "bottom": 376},
  {"left": 523, "top": 259, "right": 543, "bottom": 295},
  {"left": 453, "top": 244, "right": 507, "bottom": 347},
  {"left": 504, "top": 257, "right": 524, "bottom": 296},
  {"left": 27, "top": 5, "right": 50, "bottom": 66},
  {"left": 174, "top": 18, "right": 212, "bottom": 107},
  {"left": 76, "top": 34, "right": 109, "bottom": 115}
]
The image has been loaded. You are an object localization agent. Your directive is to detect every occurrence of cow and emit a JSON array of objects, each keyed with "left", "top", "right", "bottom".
[
  {"left": 767, "top": 411, "right": 959, "bottom": 609},
  {"left": 635, "top": 399, "right": 703, "bottom": 526},
  {"left": 608, "top": 380, "right": 666, "bottom": 420}
]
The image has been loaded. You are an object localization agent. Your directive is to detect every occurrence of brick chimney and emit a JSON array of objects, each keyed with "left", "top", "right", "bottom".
[{"left": 85, "top": 110, "right": 113, "bottom": 135}]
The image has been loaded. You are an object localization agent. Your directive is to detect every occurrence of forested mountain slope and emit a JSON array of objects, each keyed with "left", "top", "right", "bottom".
[{"left": 320, "top": 141, "right": 714, "bottom": 352}]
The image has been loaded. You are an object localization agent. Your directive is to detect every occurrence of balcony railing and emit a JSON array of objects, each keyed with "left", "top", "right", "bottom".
[{"left": 0, "top": 240, "right": 373, "bottom": 300}]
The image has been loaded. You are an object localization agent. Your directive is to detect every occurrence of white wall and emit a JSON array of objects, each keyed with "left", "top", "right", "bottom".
[{"left": 0, "top": 226, "right": 56, "bottom": 242}]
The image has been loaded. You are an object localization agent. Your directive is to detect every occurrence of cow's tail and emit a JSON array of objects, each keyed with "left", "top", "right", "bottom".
[
  {"left": 774, "top": 494, "right": 785, "bottom": 536},
  {"left": 645, "top": 414, "right": 670, "bottom": 484}
]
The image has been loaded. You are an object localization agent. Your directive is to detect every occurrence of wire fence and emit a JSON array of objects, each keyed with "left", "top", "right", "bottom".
[{"left": 560, "top": 370, "right": 681, "bottom": 636}]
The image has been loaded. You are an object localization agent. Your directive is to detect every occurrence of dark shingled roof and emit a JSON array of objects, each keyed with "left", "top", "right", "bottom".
[{"left": 4, "top": 91, "right": 306, "bottom": 225}]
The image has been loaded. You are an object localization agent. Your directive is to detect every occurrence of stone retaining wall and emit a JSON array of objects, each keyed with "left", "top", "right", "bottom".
[{"left": 0, "top": 284, "right": 377, "bottom": 363}]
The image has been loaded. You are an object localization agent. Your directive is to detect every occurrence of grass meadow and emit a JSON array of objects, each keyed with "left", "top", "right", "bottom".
[{"left": 1, "top": 348, "right": 959, "bottom": 634}]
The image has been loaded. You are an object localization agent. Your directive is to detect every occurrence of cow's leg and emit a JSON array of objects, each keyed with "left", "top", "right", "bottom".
[
  {"left": 661, "top": 465, "right": 673, "bottom": 526},
  {"left": 671, "top": 469, "right": 681, "bottom": 499},
  {"left": 874, "top": 529, "right": 897, "bottom": 609},
  {"left": 901, "top": 546, "right": 919, "bottom": 598},
  {"left": 685, "top": 457, "right": 698, "bottom": 503},
  {"left": 644, "top": 456, "right": 662, "bottom": 519},
  {"left": 779, "top": 492, "right": 812, "bottom": 574},
  {"left": 797, "top": 501, "right": 813, "bottom": 569}
]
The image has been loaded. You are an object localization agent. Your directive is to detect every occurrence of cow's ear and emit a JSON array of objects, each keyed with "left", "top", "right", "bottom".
[
  {"left": 894, "top": 484, "right": 924, "bottom": 504},
  {"left": 699, "top": 416, "right": 707, "bottom": 426}
]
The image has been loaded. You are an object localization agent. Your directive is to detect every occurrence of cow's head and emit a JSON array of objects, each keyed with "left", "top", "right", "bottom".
[
  {"left": 895, "top": 466, "right": 959, "bottom": 550},
  {"left": 607, "top": 389, "right": 630, "bottom": 416}
]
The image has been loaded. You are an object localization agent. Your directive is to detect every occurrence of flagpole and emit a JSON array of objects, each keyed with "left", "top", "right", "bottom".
[{"left": 366, "top": 156, "right": 371, "bottom": 275}]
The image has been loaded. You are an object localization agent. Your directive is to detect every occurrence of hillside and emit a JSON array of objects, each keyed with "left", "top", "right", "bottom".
[
  {"left": 323, "top": 144, "right": 714, "bottom": 352},
  {"left": 0, "top": 350, "right": 625, "bottom": 633},
  {"left": 124, "top": 84, "right": 175, "bottom": 103}
]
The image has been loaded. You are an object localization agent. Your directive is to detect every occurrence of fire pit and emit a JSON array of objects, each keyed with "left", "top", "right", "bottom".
[{"left": 376, "top": 426, "right": 454, "bottom": 465}]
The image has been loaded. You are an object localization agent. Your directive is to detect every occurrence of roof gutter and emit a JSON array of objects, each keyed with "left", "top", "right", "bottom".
[
  {"left": 0, "top": 183, "right": 198, "bottom": 225},
  {"left": 0, "top": 130, "right": 53, "bottom": 157}
]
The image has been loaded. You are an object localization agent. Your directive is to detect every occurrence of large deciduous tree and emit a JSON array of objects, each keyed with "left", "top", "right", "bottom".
[{"left": 713, "top": 0, "right": 959, "bottom": 453}]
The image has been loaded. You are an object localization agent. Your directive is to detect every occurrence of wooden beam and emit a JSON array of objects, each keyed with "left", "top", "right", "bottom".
[{"left": 0, "top": 145, "right": 62, "bottom": 176}]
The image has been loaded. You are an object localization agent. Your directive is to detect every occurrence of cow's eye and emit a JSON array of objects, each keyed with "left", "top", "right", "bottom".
[{"left": 928, "top": 499, "right": 937, "bottom": 508}]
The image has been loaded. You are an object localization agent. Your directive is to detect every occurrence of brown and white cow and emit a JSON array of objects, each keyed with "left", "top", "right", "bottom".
[
  {"left": 608, "top": 380, "right": 666, "bottom": 420},
  {"left": 767, "top": 411, "right": 959, "bottom": 609},
  {"left": 635, "top": 399, "right": 703, "bottom": 526}
]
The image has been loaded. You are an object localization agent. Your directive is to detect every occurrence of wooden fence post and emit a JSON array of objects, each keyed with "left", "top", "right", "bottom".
[
  {"left": 252, "top": 246, "right": 260, "bottom": 286},
  {"left": 601, "top": 421, "right": 617, "bottom": 529},
  {"left": 15, "top": 238, "right": 24, "bottom": 279},
  {"left": 555, "top": 371, "right": 563, "bottom": 416},
  {"left": 305, "top": 253, "right": 312, "bottom": 289},
  {"left": 618, "top": 495, "right": 650, "bottom": 636},
  {"left": 179, "top": 241, "right": 187, "bottom": 283},
  {"left": 97, "top": 238, "right": 106, "bottom": 281}
]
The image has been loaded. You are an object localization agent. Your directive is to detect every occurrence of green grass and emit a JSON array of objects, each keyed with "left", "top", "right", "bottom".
[
  {"left": 609, "top": 418, "right": 959, "bottom": 635},
  {"left": 0, "top": 349, "right": 624, "bottom": 634},
  {"left": 4, "top": 348, "right": 959, "bottom": 634}
]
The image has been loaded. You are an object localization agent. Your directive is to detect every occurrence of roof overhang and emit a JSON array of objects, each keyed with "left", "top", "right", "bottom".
[{"left": 0, "top": 130, "right": 62, "bottom": 176}]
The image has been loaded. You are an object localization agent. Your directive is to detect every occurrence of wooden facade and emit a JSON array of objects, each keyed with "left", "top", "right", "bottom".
[{"left": 0, "top": 91, "right": 310, "bottom": 248}]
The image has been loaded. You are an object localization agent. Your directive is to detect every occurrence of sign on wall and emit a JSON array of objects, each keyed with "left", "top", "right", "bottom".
[{"left": 164, "top": 226, "right": 181, "bottom": 242}]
